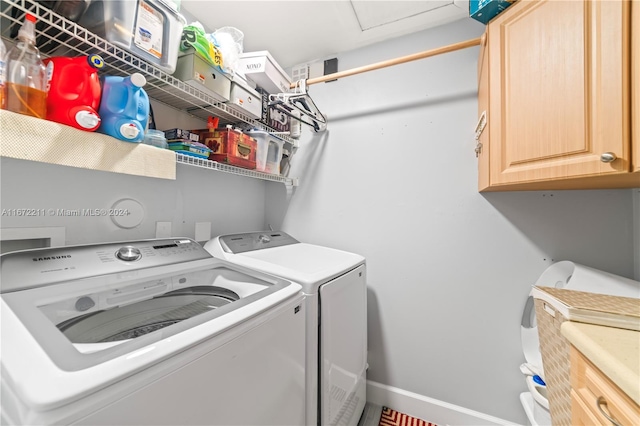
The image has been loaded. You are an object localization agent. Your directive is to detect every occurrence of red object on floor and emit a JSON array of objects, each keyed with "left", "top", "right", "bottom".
[{"left": 379, "top": 406, "right": 437, "bottom": 426}]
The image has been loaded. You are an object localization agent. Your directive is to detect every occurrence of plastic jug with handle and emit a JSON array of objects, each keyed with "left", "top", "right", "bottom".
[
  {"left": 44, "top": 54, "right": 104, "bottom": 131},
  {"left": 97, "top": 73, "right": 149, "bottom": 142}
]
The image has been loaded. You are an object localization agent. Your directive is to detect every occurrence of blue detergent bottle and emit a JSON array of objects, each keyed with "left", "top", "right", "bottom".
[{"left": 98, "top": 73, "right": 149, "bottom": 142}]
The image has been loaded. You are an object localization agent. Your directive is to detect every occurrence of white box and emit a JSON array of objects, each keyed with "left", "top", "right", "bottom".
[
  {"left": 239, "top": 51, "right": 292, "bottom": 94},
  {"left": 226, "top": 76, "right": 262, "bottom": 119}
]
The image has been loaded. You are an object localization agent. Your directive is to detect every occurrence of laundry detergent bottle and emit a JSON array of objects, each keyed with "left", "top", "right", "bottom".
[
  {"left": 97, "top": 73, "right": 149, "bottom": 142},
  {"left": 44, "top": 54, "right": 104, "bottom": 131}
]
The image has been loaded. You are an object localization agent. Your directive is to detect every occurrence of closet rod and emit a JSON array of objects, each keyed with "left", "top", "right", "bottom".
[{"left": 294, "top": 36, "right": 483, "bottom": 88}]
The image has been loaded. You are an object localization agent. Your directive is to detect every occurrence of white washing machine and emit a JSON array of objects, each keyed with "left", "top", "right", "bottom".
[
  {"left": 0, "top": 238, "right": 306, "bottom": 426},
  {"left": 204, "top": 231, "right": 367, "bottom": 426},
  {"left": 519, "top": 261, "right": 640, "bottom": 426}
]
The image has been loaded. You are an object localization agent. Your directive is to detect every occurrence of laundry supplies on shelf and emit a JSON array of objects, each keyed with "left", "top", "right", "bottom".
[
  {"left": 97, "top": 73, "right": 149, "bottom": 142},
  {"left": 44, "top": 54, "right": 104, "bottom": 131},
  {"left": 5, "top": 13, "right": 47, "bottom": 119}
]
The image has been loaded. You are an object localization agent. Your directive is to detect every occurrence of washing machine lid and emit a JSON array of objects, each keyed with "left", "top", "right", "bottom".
[
  {"left": 0, "top": 239, "right": 301, "bottom": 411},
  {"left": 204, "top": 232, "right": 365, "bottom": 292}
]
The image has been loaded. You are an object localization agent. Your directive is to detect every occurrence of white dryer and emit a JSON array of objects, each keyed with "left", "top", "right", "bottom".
[
  {"left": 204, "top": 231, "right": 367, "bottom": 426},
  {"left": 1, "top": 238, "right": 306, "bottom": 426}
]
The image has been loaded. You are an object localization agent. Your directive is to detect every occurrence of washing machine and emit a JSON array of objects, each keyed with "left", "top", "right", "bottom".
[
  {"left": 0, "top": 238, "right": 306, "bottom": 426},
  {"left": 519, "top": 260, "right": 640, "bottom": 426},
  {"left": 204, "top": 231, "right": 367, "bottom": 426}
]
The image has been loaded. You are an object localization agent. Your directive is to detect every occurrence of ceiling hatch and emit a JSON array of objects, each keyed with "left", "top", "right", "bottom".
[{"left": 350, "top": 1, "right": 458, "bottom": 31}]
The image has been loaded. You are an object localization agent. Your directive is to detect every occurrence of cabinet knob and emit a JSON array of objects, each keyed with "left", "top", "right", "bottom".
[
  {"left": 596, "top": 397, "right": 622, "bottom": 426},
  {"left": 600, "top": 152, "right": 617, "bottom": 163}
]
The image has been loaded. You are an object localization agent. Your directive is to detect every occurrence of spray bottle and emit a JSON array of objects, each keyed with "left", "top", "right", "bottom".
[{"left": 6, "top": 13, "right": 47, "bottom": 118}]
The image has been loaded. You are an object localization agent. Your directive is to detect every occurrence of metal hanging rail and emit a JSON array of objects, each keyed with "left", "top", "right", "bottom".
[{"left": 275, "top": 36, "right": 484, "bottom": 132}]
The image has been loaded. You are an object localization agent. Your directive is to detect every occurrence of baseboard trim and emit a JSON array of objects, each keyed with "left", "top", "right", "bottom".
[{"left": 366, "top": 380, "right": 518, "bottom": 426}]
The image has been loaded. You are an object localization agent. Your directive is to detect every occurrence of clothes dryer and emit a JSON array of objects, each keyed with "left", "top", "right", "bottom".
[
  {"left": 204, "top": 231, "right": 367, "bottom": 426},
  {"left": 1, "top": 238, "right": 305, "bottom": 426}
]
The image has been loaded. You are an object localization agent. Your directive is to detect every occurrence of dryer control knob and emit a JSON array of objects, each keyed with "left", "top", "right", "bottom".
[{"left": 116, "top": 246, "right": 142, "bottom": 261}]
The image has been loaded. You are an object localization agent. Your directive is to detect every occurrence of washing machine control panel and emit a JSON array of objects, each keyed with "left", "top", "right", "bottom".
[
  {"left": 116, "top": 246, "right": 142, "bottom": 262},
  {"left": 0, "top": 238, "right": 213, "bottom": 292},
  {"left": 219, "top": 231, "right": 299, "bottom": 254}
]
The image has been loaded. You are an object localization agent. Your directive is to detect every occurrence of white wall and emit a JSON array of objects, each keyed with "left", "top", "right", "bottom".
[
  {"left": 266, "top": 18, "right": 638, "bottom": 423},
  {"left": 0, "top": 102, "right": 267, "bottom": 246}
]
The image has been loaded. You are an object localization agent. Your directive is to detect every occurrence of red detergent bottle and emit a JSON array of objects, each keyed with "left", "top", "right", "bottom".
[{"left": 44, "top": 54, "right": 104, "bottom": 131}]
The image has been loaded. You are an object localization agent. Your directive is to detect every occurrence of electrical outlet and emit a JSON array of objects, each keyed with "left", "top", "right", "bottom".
[
  {"left": 195, "top": 222, "right": 211, "bottom": 243},
  {"left": 155, "top": 222, "right": 172, "bottom": 238}
]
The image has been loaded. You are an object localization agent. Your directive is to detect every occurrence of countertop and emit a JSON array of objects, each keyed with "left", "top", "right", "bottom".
[{"left": 561, "top": 321, "right": 640, "bottom": 405}]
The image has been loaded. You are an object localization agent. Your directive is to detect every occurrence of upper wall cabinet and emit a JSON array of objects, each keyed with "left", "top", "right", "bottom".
[{"left": 477, "top": 0, "right": 640, "bottom": 191}]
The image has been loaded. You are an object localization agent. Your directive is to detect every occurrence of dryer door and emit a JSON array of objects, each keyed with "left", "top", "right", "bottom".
[{"left": 319, "top": 264, "right": 367, "bottom": 426}]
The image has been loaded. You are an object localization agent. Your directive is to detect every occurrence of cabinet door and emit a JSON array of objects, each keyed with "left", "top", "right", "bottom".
[
  {"left": 488, "top": 0, "right": 631, "bottom": 185},
  {"left": 633, "top": 0, "right": 639, "bottom": 172}
]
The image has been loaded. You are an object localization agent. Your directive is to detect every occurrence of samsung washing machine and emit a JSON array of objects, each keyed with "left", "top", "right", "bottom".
[
  {"left": 0, "top": 238, "right": 306, "bottom": 426},
  {"left": 204, "top": 231, "right": 367, "bottom": 426}
]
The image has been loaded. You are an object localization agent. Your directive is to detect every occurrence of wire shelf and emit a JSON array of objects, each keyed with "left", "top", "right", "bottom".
[
  {"left": 0, "top": 0, "right": 293, "bottom": 142},
  {"left": 176, "top": 154, "right": 296, "bottom": 187},
  {"left": 0, "top": 0, "right": 298, "bottom": 186}
]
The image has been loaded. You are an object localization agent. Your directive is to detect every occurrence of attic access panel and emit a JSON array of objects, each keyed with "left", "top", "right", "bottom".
[{"left": 350, "top": 1, "right": 456, "bottom": 31}]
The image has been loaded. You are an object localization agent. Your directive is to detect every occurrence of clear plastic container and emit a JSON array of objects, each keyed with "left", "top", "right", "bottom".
[
  {"left": 77, "top": 0, "right": 186, "bottom": 74},
  {"left": 6, "top": 13, "right": 47, "bottom": 119},
  {"left": 143, "top": 129, "right": 168, "bottom": 148},
  {"left": 246, "top": 129, "right": 284, "bottom": 174}
]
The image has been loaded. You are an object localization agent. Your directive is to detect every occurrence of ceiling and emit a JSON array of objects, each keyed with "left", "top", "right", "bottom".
[{"left": 179, "top": 1, "right": 470, "bottom": 70}]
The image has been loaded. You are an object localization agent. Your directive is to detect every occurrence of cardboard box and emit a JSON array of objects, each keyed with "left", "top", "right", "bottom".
[
  {"left": 164, "top": 128, "right": 199, "bottom": 142},
  {"left": 226, "top": 75, "right": 262, "bottom": 119},
  {"left": 470, "top": 0, "right": 514, "bottom": 24},
  {"left": 239, "top": 51, "right": 292, "bottom": 94},
  {"left": 195, "top": 128, "right": 257, "bottom": 169},
  {"left": 174, "top": 50, "right": 231, "bottom": 102}
]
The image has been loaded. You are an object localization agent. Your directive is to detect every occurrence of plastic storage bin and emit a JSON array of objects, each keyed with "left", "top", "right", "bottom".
[
  {"left": 77, "top": 0, "right": 186, "bottom": 74},
  {"left": 246, "top": 130, "right": 284, "bottom": 174}
]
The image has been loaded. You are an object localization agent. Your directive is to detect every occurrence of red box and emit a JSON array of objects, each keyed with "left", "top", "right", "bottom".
[{"left": 195, "top": 128, "right": 257, "bottom": 169}]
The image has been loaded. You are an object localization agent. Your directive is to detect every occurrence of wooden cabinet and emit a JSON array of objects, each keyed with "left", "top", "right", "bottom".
[
  {"left": 570, "top": 345, "right": 640, "bottom": 426},
  {"left": 478, "top": 0, "right": 640, "bottom": 191}
]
